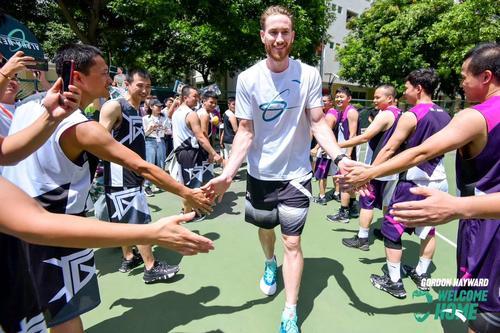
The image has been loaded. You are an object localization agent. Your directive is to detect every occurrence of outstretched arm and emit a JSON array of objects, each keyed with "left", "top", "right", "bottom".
[
  {"left": 0, "top": 177, "right": 213, "bottom": 255},
  {"left": 61, "top": 121, "right": 213, "bottom": 214},
  {"left": 0, "top": 79, "right": 81, "bottom": 165},
  {"left": 206, "top": 119, "right": 254, "bottom": 202},
  {"left": 391, "top": 187, "right": 500, "bottom": 226}
]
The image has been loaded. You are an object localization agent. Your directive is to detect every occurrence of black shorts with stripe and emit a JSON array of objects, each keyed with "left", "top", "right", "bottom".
[{"left": 245, "top": 173, "right": 312, "bottom": 236}]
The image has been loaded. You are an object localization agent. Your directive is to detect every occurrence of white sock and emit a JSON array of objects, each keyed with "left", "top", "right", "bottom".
[
  {"left": 358, "top": 227, "right": 369, "bottom": 239},
  {"left": 266, "top": 255, "right": 276, "bottom": 263},
  {"left": 416, "top": 257, "right": 432, "bottom": 276},
  {"left": 387, "top": 260, "right": 401, "bottom": 282},
  {"left": 319, "top": 194, "right": 325, "bottom": 198},
  {"left": 282, "top": 303, "right": 297, "bottom": 320}
]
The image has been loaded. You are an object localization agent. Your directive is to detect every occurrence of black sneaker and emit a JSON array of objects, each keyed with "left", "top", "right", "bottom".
[
  {"left": 373, "top": 228, "right": 384, "bottom": 241},
  {"left": 145, "top": 187, "right": 154, "bottom": 197},
  {"left": 119, "top": 249, "right": 144, "bottom": 273},
  {"left": 315, "top": 196, "right": 327, "bottom": 205},
  {"left": 326, "top": 207, "right": 349, "bottom": 224},
  {"left": 342, "top": 235, "right": 369, "bottom": 251},
  {"left": 349, "top": 201, "right": 359, "bottom": 218},
  {"left": 191, "top": 213, "right": 207, "bottom": 223},
  {"left": 143, "top": 261, "right": 180, "bottom": 284},
  {"left": 403, "top": 264, "right": 430, "bottom": 291},
  {"left": 370, "top": 273, "right": 407, "bottom": 299}
]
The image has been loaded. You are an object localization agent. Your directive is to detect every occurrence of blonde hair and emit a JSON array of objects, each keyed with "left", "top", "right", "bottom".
[{"left": 260, "top": 5, "right": 294, "bottom": 30}]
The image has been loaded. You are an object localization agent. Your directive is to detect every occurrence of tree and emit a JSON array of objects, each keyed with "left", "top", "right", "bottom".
[
  {"left": 337, "top": 0, "right": 453, "bottom": 96},
  {"left": 3, "top": 1, "right": 334, "bottom": 87},
  {"left": 337, "top": 0, "right": 499, "bottom": 97}
]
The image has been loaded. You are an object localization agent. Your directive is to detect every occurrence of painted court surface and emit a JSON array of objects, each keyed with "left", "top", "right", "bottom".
[{"left": 83, "top": 153, "right": 468, "bottom": 332}]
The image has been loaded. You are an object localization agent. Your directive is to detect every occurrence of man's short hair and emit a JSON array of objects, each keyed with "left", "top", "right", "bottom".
[
  {"left": 376, "top": 84, "right": 396, "bottom": 98},
  {"left": 335, "top": 86, "right": 352, "bottom": 97},
  {"left": 463, "top": 43, "right": 500, "bottom": 82},
  {"left": 181, "top": 85, "right": 196, "bottom": 98},
  {"left": 260, "top": 5, "right": 294, "bottom": 30},
  {"left": 202, "top": 90, "right": 218, "bottom": 101},
  {"left": 227, "top": 96, "right": 235, "bottom": 103},
  {"left": 53, "top": 43, "right": 103, "bottom": 76},
  {"left": 126, "top": 69, "right": 151, "bottom": 83},
  {"left": 322, "top": 94, "right": 333, "bottom": 101},
  {"left": 405, "top": 68, "right": 439, "bottom": 96}
]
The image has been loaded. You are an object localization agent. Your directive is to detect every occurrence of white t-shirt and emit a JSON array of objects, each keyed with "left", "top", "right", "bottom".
[
  {"left": 142, "top": 115, "right": 169, "bottom": 139},
  {"left": 236, "top": 58, "right": 322, "bottom": 180},
  {"left": 172, "top": 104, "right": 198, "bottom": 149}
]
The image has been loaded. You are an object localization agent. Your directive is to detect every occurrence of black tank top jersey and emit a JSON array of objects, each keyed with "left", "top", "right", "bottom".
[{"left": 103, "top": 98, "right": 145, "bottom": 187}]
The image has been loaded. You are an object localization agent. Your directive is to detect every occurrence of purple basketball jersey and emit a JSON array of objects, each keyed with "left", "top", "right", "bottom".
[
  {"left": 402, "top": 103, "right": 451, "bottom": 181},
  {"left": 456, "top": 95, "right": 500, "bottom": 312}
]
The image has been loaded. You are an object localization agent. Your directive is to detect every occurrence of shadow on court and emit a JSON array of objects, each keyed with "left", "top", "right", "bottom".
[
  {"left": 207, "top": 191, "right": 244, "bottom": 219},
  {"left": 86, "top": 285, "right": 276, "bottom": 333}
]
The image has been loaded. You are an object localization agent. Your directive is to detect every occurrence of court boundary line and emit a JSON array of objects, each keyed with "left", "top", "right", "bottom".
[{"left": 436, "top": 231, "right": 457, "bottom": 248}]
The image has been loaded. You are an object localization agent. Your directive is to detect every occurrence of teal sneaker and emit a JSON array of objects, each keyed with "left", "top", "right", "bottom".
[
  {"left": 280, "top": 312, "right": 299, "bottom": 333},
  {"left": 259, "top": 256, "right": 277, "bottom": 296}
]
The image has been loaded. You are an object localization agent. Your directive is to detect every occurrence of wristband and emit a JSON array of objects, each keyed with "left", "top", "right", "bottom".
[
  {"left": 334, "top": 153, "right": 348, "bottom": 166},
  {"left": 0, "top": 71, "right": 13, "bottom": 81}
]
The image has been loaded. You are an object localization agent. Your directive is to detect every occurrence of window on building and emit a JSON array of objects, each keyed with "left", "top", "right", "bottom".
[
  {"left": 331, "top": 4, "right": 337, "bottom": 11},
  {"left": 346, "top": 10, "right": 358, "bottom": 23},
  {"left": 337, "top": 6, "right": 342, "bottom": 14},
  {"left": 330, "top": 42, "right": 334, "bottom": 49}
]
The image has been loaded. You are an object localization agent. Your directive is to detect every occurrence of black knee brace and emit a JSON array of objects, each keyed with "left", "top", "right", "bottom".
[{"left": 384, "top": 236, "right": 402, "bottom": 250}]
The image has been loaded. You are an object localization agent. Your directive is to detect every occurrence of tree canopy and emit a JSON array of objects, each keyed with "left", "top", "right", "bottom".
[
  {"left": 337, "top": 0, "right": 500, "bottom": 97},
  {"left": 2, "top": 0, "right": 334, "bottom": 86}
]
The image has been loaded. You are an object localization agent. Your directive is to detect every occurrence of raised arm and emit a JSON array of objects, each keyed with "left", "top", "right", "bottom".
[
  {"left": 339, "top": 111, "right": 393, "bottom": 149},
  {"left": 0, "top": 79, "right": 80, "bottom": 165},
  {"left": 308, "top": 106, "right": 345, "bottom": 165},
  {"left": 0, "top": 51, "right": 36, "bottom": 99}
]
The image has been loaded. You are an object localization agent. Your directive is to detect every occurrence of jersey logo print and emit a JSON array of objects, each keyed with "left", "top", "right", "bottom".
[
  {"left": 106, "top": 187, "right": 146, "bottom": 219},
  {"left": 18, "top": 312, "right": 47, "bottom": 333},
  {"left": 119, "top": 113, "right": 144, "bottom": 144},
  {"left": 34, "top": 184, "right": 70, "bottom": 214},
  {"left": 259, "top": 89, "right": 300, "bottom": 122},
  {"left": 184, "top": 161, "right": 214, "bottom": 186},
  {"left": 44, "top": 249, "right": 96, "bottom": 303}
]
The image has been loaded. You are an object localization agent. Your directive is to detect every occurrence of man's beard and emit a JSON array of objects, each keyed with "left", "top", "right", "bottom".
[{"left": 265, "top": 42, "right": 292, "bottom": 62}]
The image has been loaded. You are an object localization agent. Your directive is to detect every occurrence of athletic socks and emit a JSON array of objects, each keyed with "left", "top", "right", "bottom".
[
  {"left": 387, "top": 260, "right": 401, "bottom": 282},
  {"left": 349, "top": 197, "right": 356, "bottom": 207},
  {"left": 282, "top": 303, "right": 297, "bottom": 320},
  {"left": 358, "top": 227, "right": 369, "bottom": 239},
  {"left": 416, "top": 257, "right": 432, "bottom": 276}
]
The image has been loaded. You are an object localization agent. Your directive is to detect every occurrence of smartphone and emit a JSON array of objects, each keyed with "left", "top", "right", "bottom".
[{"left": 61, "top": 60, "right": 74, "bottom": 92}]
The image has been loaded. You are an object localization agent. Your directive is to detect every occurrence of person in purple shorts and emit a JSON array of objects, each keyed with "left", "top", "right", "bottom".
[
  {"left": 338, "top": 84, "right": 401, "bottom": 251},
  {"left": 343, "top": 43, "right": 500, "bottom": 333},
  {"left": 326, "top": 86, "right": 361, "bottom": 222},
  {"left": 311, "top": 94, "right": 339, "bottom": 205},
  {"left": 347, "top": 68, "right": 451, "bottom": 298}
]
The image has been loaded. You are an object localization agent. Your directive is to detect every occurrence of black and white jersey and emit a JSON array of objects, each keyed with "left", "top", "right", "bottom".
[
  {"left": 103, "top": 98, "right": 145, "bottom": 187},
  {"left": 2, "top": 101, "right": 98, "bottom": 214},
  {"left": 2, "top": 101, "right": 100, "bottom": 327}
]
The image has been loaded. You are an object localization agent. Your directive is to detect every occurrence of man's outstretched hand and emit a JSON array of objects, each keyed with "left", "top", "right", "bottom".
[{"left": 155, "top": 212, "right": 215, "bottom": 255}]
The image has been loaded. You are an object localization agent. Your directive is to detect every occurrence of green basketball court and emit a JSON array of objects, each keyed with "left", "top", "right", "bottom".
[{"left": 83, "top": 152, "right": 468, "bottom": 332}]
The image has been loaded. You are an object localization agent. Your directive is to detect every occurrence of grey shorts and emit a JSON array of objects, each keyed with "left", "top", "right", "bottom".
[{"left": 245, "top": 173, "right": 312, "bottom": 236}]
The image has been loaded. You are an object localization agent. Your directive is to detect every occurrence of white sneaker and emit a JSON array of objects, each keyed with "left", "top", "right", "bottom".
[{"left": 259, "top": 256, "right": 277, "bottom": 296}]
